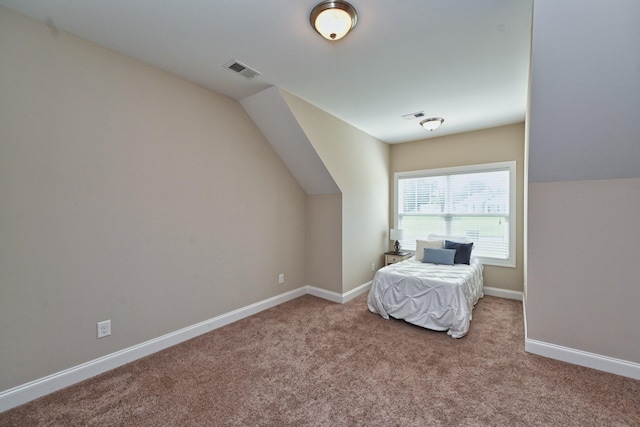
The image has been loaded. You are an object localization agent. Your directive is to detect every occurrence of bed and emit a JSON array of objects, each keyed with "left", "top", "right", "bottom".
[{"left": 367, "top": 238, "right": 484, "bottom": 338}]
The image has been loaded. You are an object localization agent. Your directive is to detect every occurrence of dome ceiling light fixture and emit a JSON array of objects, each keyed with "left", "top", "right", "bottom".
[
  {"left": 310, "top": 0, "right": 358, "bottom": 41},
  {"left": 420, "top": 117, "right": 445, "bottom": 131}
]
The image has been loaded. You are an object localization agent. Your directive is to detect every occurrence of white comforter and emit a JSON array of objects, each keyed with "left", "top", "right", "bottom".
[{"left": 367, "top": 257, "right": 484, "bottom": 338}]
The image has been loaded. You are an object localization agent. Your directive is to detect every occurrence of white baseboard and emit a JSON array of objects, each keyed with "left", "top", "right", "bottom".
[
  {"left": 484, "top": 286, "right": 523, "bottom": 301},
  {"left": 307, "top": 281, "right": 371, "bottom": 304},
  {"left": 11, "top": 280, "right": 636, "bottom": 413},
  {"left": 342, "top": 281, "right": 372, "bottom": 302},
  {"left": 0, "top": 282, "right": 374, "bottom": 413},
  {"left": 488, "top": 287, "right": 640, "bottom": 380},
  {"left": 0, "top": 286, "right": 307, "bottom": 413},
  {"left": 306, "top": 286, "right": 343, "bottom": 303},
  {"left": 525, "top": 338, "right": 640, "bottom": 380}
]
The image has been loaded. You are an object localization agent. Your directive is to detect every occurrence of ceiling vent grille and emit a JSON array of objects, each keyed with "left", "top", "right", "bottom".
[
  {"left": 402, "top": 111, "right": 425, "bottom": 120},
  {"left": 224, "top": 60, "right": 261, "bottom": 79}
]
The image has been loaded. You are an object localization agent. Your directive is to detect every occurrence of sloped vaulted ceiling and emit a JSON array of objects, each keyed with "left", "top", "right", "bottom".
[{"left": 241, "top": 86, "right": 340, "bottom": 195}]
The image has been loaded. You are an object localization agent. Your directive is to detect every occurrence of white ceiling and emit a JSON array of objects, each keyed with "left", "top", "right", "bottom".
[{"left": 0, "top": 0, "right": 533, "bottom": 144}]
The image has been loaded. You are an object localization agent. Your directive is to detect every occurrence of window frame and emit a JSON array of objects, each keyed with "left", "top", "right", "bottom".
[{"left": 394, "top": 161, "right": 516, "bottom": 268}]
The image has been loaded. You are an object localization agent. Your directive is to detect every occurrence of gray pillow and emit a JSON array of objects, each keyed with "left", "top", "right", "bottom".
[{"left": 422, "top": 248, "right": 456, "bottom": 265}]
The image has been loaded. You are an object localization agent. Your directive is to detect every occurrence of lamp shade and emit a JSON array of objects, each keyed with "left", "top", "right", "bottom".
[{"left": 390, "top": 229, "right": 404, "bottom": 241}]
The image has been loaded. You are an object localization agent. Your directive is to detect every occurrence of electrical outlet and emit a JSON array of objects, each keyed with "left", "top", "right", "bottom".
[
  {"left": 97, "top": 320, "right": 111, "bottom": 339},
  {"left": 371, "top": 263, "right": 375, "bottom": 272},
  {"left": 278, "top": 273, "right": 285, "bottom": 284}
]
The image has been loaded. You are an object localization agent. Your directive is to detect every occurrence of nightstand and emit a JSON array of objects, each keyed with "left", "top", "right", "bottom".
[{"left": 384, "top": 251, "right": 411, "bottom": 266}]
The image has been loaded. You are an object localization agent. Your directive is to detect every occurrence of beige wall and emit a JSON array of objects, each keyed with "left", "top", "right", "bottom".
[
  {"left": 306, "top": 194, "right": 342, "bottom": 293},
  {"left": 0, "top": 8, "right": 307, "bottom": 390},
  {"left": 527, "top": 178, "right": 640, "bottom": 362},
  {"left": 281, "top": 90, "right": 390, "bottom": 293},
  {"left": 390, "top": 123, "right": 525, "bottom": 292},
  {"left": 527, "top": 0, "right": 640, "bottom": 369}
]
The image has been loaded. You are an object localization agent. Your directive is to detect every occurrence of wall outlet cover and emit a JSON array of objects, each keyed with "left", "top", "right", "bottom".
[{"left": 97, "top": 320, "right": 111, "bottom": 338}]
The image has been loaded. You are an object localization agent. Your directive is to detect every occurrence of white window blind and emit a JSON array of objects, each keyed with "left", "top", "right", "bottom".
[{"left": 395, "top": 162, "right": 516, "bottom": 267}]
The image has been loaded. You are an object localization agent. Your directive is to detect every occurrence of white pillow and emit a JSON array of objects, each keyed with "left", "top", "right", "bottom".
[{"left": 414, "top": 239, "right": 444, "bottom": 261}]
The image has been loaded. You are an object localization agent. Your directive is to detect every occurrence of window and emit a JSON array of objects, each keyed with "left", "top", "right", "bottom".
[{"left": 395, "top": 161, "right": 516, "bottom": 267}]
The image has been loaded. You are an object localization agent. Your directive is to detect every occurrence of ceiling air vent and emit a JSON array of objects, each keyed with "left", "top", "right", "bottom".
[
  {"left": 402, "top": 111, "right": 425, "bottom": 120},
  {"left": 224, "top": 60, "right": 261, "bottom": 79}
]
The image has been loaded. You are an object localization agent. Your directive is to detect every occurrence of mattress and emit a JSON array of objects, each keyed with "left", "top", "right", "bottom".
[{"left": 367, "top": 257, "right": 484, "bottom": 338}]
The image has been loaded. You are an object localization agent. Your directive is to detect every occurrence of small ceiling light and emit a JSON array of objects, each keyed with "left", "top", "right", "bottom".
[
  {"left": 310, "top": 0, "right": 358, "bottom": 41},
  {"left": 420, "top": 117, "right": 444, "bottom": 131}
]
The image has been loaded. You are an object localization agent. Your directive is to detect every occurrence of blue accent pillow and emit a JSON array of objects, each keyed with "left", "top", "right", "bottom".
[
  {"left": 444, "top": 241, "right": 474, "bottom": 265},
  {"left": 423, "top": 248, "right": 456, "bottom": 265}
]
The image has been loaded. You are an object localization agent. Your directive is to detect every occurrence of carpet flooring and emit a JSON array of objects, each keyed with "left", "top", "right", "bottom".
[{"left": 1, "top": 293, "right": 639, "bottom": 426}]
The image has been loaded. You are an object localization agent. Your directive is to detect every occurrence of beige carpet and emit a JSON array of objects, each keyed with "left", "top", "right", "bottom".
[{"left": 1, "top": 293, "right": 639, "bottom": 426}]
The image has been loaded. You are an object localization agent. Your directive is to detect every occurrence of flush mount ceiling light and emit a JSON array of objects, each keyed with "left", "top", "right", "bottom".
[
  {"left": 310, "top": 0, "right": 358, "bottom": 41},
  {"left": 420, "top": 117, "right": 445, "bottom": 131}
]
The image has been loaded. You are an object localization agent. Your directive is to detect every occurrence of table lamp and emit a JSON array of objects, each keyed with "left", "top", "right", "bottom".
[{"left": 390, "top": 229, "right": 404, "bottom": 253}]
